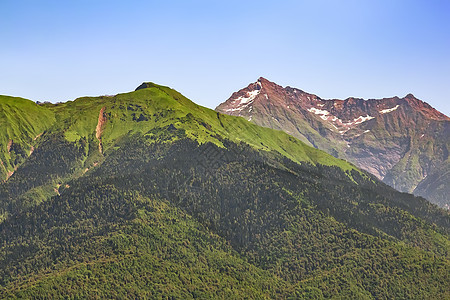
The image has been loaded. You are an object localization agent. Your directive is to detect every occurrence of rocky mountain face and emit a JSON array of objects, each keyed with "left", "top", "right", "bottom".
[{"left": 216, "top": 77, "right": 450, "bottom": 207}]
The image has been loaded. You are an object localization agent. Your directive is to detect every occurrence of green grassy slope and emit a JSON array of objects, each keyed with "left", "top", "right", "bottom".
[
  {"left": 0, "top": 96, "right": 55, "bottom": 181},
  {"left": 0, "top": 84, "right": 355, "bottom": 219},
  {"left": 47, "top": 83, "right": 357, "bottom": 170}
]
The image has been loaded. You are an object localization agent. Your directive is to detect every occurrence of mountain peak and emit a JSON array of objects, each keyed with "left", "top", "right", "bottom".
[
  {"left": 135, "top": 82, "right": 160, "bottom": 91},
  {"left": 256, "top": 77, "right": 282, "bottom": 89},
  {"left": 215, "top": 78, "right": 273, "bottom": 116},
  {"left": 402, "top": 93, "right": 449, "bottom": 121},
  {"left": 257, "top": 77, "right": 271, "bottom": 84},
  {"left": 216, "top": 78, "right": 450, "bottom": 207}
]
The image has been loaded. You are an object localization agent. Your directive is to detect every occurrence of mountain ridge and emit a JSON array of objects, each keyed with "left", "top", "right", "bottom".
[{"left": 216, "top": 77, "right": 450, "bottom": 207}]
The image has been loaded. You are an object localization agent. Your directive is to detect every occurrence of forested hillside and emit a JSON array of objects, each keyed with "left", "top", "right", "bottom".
[{"left": 0, "top": 84, "right": 448, "bottom": 298}]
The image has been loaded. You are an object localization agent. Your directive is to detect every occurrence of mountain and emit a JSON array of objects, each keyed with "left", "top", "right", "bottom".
[
  {"left": 0, "top": 83, "right": 449, "bottom": 298},
  {"left": 216, "top": 77, "right": 450, "bottom": 208}
]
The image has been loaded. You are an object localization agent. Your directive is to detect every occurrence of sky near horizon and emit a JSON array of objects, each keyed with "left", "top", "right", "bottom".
[{"left": 1, "top": 0, "right": 449, "bottom": 115}]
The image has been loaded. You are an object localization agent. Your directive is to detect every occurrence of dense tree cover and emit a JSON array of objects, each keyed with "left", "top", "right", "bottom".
[
  {"left": 0, "top": 134, "right": 87, "bottom": 214},
  {"left": 1, "top": 135, "right": 448, "bottom": 298},
  {"left": 1, "top": 189, "right": 288, "bottom": 298}
]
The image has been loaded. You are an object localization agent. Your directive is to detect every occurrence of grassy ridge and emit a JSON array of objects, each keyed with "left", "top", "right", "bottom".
[
  {"left": 0, "top": 83, "right": 356, "bottom": 178},
  {"left": 0, "top": 83, "right": 356, "bottom": 226},
  {"left": 43, "top": 83, "right": 357, "bottom": 171},
  {"left": 0, "top": 96, "right": 55, "bottom": 181}
]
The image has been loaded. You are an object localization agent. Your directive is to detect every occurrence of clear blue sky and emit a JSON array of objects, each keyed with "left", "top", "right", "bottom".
[{"left": 1, "top": 0, "right": 449, "bottom": 115}]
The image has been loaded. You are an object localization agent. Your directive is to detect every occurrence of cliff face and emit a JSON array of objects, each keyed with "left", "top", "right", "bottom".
[{"left": 216, "top": 78, "right": 450, "bottom": 207}]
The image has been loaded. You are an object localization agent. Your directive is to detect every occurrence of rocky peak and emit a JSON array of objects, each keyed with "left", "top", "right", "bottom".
[
  {"left": 216, "top": 78, "right": 450, "bottom": 207},
  {"left": 402, "top": 94, "right": 449, "bottom": 121},
  {"left": 256, "top": 77, "right": 276, "bottom": 89},
  {"left": 218, "top": 77, "right": 449, "bottom": 126},
  {"left": 216, "top": 78, "right": 270, "bottom": 116}
]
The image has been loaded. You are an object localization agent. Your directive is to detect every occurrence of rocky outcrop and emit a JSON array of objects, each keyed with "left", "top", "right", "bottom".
[
  {"left": 96, "top": 107, "right": 107, "bottom": 154},
  {"left": 7, "top": 140, "right": 12, "bottom": 153},
  {"left": 216, "top": 78, "right": 450, "bottom": 207}
]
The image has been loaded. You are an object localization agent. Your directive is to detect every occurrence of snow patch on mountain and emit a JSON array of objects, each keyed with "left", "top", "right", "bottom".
[
  {"left": 224, "top": 89, "right": 261, "bottom": 113},
  {"left": 309, "top": 107, "right": 375, "bottom": 128},
  {"left": 351, "top": 115, "right": 375, "bottom": 125},
  {"left": 379, "top": 105, "right": 399, "bottom": 114},
  {"left": 308, "top": 107, "right": 331, "bottom": 121},
  {"left": 236, "top": 90, "right": 260, "bottom": 105},
  {"left": 308, "top": 107, "right": 329, "bottom": 115},
  {"left": 225, "top": 107, "right": 245, "bottom": 112}
]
